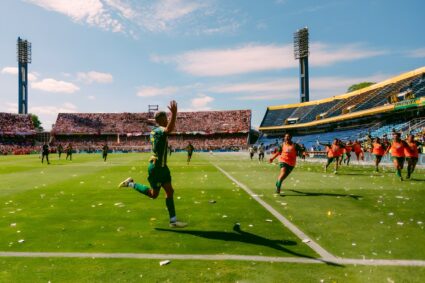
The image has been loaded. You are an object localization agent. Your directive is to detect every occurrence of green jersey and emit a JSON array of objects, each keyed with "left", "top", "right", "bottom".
[{"left": 150, "top": 126, "right": 168, "bottom": 167}]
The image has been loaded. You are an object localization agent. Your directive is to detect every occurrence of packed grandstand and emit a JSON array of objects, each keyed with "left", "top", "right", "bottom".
[
  {"left": 0, "top": 110, "right": 251, "bottom": 154},
  {"left": 257, "top": 66, "right": 425, "bottom": 151},
  {"left": 1, "top": 67, "right": 424, "bottom": 156}
]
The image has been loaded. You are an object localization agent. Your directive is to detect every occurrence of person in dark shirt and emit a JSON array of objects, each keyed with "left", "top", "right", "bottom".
[
  {"left": 41, "top": 143, "right": 50, "bottom": 164},
  {"left": 102, "top": 144, "right": 109, "bottom": 162},
  {"left": 186, "top": 142, "right": 194, "bottom": 164},
  {"left": 57, "top": 143, "right": 63, "bottom": 159}
]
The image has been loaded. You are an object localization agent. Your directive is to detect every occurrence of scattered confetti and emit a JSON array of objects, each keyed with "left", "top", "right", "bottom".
[
  {"left": 302, "top": 239, "right": 310, "bottom": 243},
  {"left": 18, "top": 239, "right": 25, "bottom": 243},
  {"left": 159, "top": 260, "right": 171, "bottom": 266}
]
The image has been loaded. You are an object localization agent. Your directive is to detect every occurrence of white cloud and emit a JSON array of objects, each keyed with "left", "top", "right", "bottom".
[
  {"left": 0, "top": 102, "right": 19, "bottom": 113},
  {"left": 1, "top": 67, "right": 18, "bottom": 75},
  {"left": 31, "top": 78, "right": 80, "bottom": 93},
  {"left": 30, "top": 102, "right": 77, "bottom": 116},
  {"left": 153, "top": 42, "right": 386, "bottom": 77},
  {"left": 405, "top": 48, "right": 425, "bottom": 58},
  {"left": 214, "top": 74, "right": 389, "bottom": 101},
  {"left": 191, "top": 95, "right": 214, "bottom": 109},
  {"left": 140, "top": 0, "right": 204, "bottom": 32},
  {"left": 88, "top": 95, "right": 96, "bottom": 100},
  {"left": 137, "top": 86, "right": 179, "bottom": 97},
  {"left": 310, "top": 42, "right": 386, "bottom": 66},
  {"left": 1, "top": 66, "right": 38, "bottom": 81},
  {"left": 26, "top": 0, "right": 124, "bottom": 32},
  {"left": 77, "top": 71, "right": 113, "bottom": 84}
]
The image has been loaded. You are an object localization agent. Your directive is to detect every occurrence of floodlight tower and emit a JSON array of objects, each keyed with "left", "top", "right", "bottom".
[
  {"left": 17, "top": 37, "right": 32, "bottom": 114},
  {"left": 294, "top": 27, "right": 310, "bottom": 103}
]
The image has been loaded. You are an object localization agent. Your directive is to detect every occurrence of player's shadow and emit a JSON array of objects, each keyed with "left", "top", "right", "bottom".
[
  {"left": 285, "top": 189, "right": 362, "bottom": 200},
  {"left": 155, "top": 224, "right": 343, "bottom": 267}
]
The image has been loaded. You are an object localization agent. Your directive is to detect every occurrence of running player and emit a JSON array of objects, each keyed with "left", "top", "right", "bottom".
[
  {"left": 102, "top": 143, "right": 109, "bottom": 162},
  {"left": 372, "top": 137, "right": 387, "bottom": 172},
  {"left": 248, "top": 146, "right": 255, "bottom": 160},
  {"left": 342, "top": 140, "right": 353, "bottom": 166},
  {"left": 258, "top": 143, "right": 265, "bottom": 162},
  {"left": 57, "top": 143, "right": 63, "bottom": 159},
  {"left": 353, "top": 140, "right": 364, "bottom": 162},
  {"left": 384, "top": 132, "right": 409, "bottom": 181},
  {"left": 319, "top": 139, "right": 343, "bottom": 174},
  {"left": 66, "top": 143, "right": 73, "bottom": 161},
  {"left": 186, "top": 142, "right": 194, "bottom": 164},
  {"left": 41, "top": 143, "right": 50, "bottom": 164},
  {"left": 405, "top": 134, "right": 420, "bottom": 179},
  {"left": 118, "top": 100, "right": 187, "bottom": 228},
  {"left": 269, "top": 133, "right": 302, "bottom": 194}
]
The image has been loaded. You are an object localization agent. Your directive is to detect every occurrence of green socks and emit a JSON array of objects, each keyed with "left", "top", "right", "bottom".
[
  {"left": 132, "top": 183, "right": 150, "bottom": 196},
  {"left": 276, "top": 180, "right": 282, "bottom": 189}
]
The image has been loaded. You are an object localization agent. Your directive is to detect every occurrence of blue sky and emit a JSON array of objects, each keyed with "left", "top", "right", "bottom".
[{"left": 0, "top": 0, "right": 424, "bottom": 130}]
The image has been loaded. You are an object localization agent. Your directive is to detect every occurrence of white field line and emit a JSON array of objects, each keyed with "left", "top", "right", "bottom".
[
  {"left": 0, "top": 252, "right": 424, "bottom": 266},
  {"left": 212, "top": 163, "right": 337, "bottom": 262}
]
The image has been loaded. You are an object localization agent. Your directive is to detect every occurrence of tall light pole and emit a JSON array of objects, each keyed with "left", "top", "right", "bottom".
[{"left": 17, "top": 37, "right": 32, "bottom": 114}]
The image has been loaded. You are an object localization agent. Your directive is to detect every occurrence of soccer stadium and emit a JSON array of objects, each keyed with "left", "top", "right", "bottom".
[{"left": 1, "top": 1, "right": 425, "bottom": 282}]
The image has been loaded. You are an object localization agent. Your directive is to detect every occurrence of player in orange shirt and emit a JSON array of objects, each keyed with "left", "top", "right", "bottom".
[
  {"left": 384, "top": 132, "right": 409, "bottom": 181},
  {"left": 353, "top": 140, "right": 364, "bottom": 162},
  {"left": 405, "top": 134, "right": 421, "bottom": 179},
  {"left": 319, "top": 138, "right": 344, "bottom": 174},
  {"left": 372, "top": 137, "right": 388, "bottom": 172},
  {"left": 342, "top": 140, "right": 353, "bottom": 166},
  {"left": 269, "top": 133, "right": 302, "bottom": 194}
]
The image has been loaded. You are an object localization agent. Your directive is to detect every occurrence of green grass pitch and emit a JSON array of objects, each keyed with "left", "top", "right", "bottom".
[{"left": 0, "top": 152, "right": 424, "bottom": 282}]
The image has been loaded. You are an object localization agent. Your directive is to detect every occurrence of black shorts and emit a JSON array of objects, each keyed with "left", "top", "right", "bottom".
[{"left": 406, "top": 157, "right": 418, "bottom": 163}]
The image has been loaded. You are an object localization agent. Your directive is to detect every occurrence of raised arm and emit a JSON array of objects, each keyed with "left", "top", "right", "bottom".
[{"left": 164, "top": 100, "right": 177, "bottom": 134}]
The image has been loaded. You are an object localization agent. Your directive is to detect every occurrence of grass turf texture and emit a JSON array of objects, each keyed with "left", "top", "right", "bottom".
[
  {"left": 1, "top": 258, "right": 425, "bottom": 283},
  {"left": 0, "top": 152, "right": 424, "bottom": 282},
  {"left": 213, "top": 154, "right": 425, "bottom": 260}
]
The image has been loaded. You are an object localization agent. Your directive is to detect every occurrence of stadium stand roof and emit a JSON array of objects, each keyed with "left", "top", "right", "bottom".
[{"left": 259, "top": 66, "right": 425, "bottom": 131}]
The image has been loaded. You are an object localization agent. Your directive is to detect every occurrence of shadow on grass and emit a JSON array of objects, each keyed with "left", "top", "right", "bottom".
[
  {"left": 283, "top": 189, "right": 362, "bottom": 200},
  {"left": 155, "top": 224, "right": 343, "bottom": 267}
]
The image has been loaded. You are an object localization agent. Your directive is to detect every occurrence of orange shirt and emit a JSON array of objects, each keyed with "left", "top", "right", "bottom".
[
  {"left": 353, "top": 143, "right": 363, "bottom": 153},
  {"left": 327, "top": 144, "right": 341, "bottom": 158},
  {"left": 405, "top": 142, "right": 418, "bottom": 158},
  {"left": 372, "top": 142, "right": 386, "bottom": 156},
  {"left": 390, "top": 141, "right": 405, "bottom": 157},
  {"left": 278, "top": 143, "right": 297, "bottom": 166},
  {"left": 344, "top": 145, "right": 352, "bottom": 153}
]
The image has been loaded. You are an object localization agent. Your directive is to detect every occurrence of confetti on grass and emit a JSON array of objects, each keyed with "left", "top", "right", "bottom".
[{"left": 160, "top": 260, "right": 171, "bottom": 266}]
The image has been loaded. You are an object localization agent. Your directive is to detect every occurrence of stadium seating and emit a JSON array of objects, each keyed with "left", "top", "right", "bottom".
[
  {"left": 260, "top": 107, "right": 296, "bottom": 127},
  {"left": 52, "top": 110, "right": 251, "bottom": 151}
]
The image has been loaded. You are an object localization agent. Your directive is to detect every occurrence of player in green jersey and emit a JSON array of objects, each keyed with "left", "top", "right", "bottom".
[{"left": 118, "top": 100, "right": 187, "bottom": 228}]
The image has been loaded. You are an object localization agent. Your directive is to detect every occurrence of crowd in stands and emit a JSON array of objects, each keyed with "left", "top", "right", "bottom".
[
  {"left": 261, "top": 72, "right": 425, "bottom": 128},
  {"left": 0, "top": 113, "right": 35, "bottom": 134}
]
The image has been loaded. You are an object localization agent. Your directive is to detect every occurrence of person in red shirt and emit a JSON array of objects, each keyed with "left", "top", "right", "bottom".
[
  {"left": 384, "top": 132, "right": 409, "bottom": 181},
  {"left": 372, "top": 137, "right": 387, "bottom": 172},
  {"left": 269, "top": 133, "right": 302, "bottom": 194},
  {"left": 353, "top": 140, "right": 364, "bottom": 162},
  {"left": 405, "top": 134, "right": 421, "bottom": 179}
]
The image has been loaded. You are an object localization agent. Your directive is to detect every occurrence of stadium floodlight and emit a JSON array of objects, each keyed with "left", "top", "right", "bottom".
[
  {"left": 17, "top": 37, "right": 32, "bottom": 114},
  {"left": 17, "top": 38, "right": 32, "bottom": 63},
  {"left": 294, "top": 27, "right": 310, "bottom": 102},
  {"left": 294, "top": 27, "right": 309, "bottom": 59}
]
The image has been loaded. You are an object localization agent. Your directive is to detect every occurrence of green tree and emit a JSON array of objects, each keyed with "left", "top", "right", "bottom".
[
  {"left": 347, "top": 82, "right": 375, "bottom": 93},
  {"left": 30, "top": 114, "right": 43, "bottom": 131}
]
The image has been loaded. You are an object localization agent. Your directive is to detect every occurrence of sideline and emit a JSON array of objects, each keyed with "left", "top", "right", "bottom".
[{"left": 0, "top": 252, "right": 424, "bottom": 266}]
